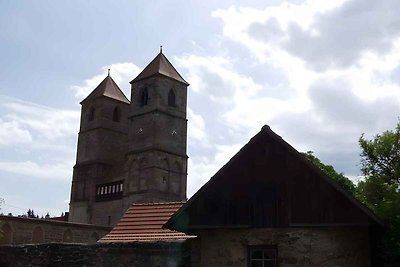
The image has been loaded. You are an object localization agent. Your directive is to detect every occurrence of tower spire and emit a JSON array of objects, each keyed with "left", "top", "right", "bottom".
[
  {"left": 108, "top": 69, "right": 110, "bottom": 76},
  {"left": 160, "top": 45, "right": 163, "bottom": 53}
]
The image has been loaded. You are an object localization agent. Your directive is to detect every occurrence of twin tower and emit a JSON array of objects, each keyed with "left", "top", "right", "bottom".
[{"left": 68, "top": 52, "right": 189, "bottom": 227}]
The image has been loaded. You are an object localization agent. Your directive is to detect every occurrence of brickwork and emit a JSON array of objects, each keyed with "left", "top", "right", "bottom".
[{"left": 191, "top": 227, "right": 370, "bottom": 267}]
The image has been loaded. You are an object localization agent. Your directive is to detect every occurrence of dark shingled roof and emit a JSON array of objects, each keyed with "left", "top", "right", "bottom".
[
  {"left": 81, "top": 75, "right": 130, "bottom": 104},
  {"left": 130, "top": 52, "right": 189, "bottom": 85},
  {"left": 99, "top": 202, "right": 195, "bottom": 242}
]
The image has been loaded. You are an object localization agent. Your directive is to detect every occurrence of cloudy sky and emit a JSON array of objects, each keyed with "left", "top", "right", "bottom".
[{"left": 1, "top": 0, "right": 400, "bottom": 217}]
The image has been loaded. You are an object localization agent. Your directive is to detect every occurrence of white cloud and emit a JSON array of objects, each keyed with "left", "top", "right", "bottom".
[
  {"left": 0, "top": 119, "right": 32, "bottom": 145},
  {"left": 181, "top": 0, "right": 400, "bottom": 182},
  {"left": 187, "top": 143, "right": 242, "bottom": 197},
  {"left": 187, "top": 107, "right": 207, "bottom": 143},
  {"left": 0, "top": 95, "right": 80, "bottom": 142},
  {"left": 176, "top": 54, "right": 262, "bottom": 104},
  {"left": 0, "top": 95, "right": 78, "bottom": 186},
  {"left": 71, "top": 62, "right": 141, "bottom": 100},
  {"left": 0, "top": 160, "right": 71, "bottom": 181}
]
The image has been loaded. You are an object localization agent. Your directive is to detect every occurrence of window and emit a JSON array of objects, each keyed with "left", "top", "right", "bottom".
[
  {"left": 88, "top": 106, "right": 95, "bottom": 121},
  {"left": 168, "top": 89, "right": 176, "bottom": 107},
  {"left": 248, "top": 246, "right": 277, "bottom": 267},
  {"left": 140, "top": 88, "right": 149, "bottom": 106},
  {"left": 113, "top": 106, "right": 121, "bottom": 122},
  {"left": 96, "top": 180, "right": 124, "bottom": 202}
]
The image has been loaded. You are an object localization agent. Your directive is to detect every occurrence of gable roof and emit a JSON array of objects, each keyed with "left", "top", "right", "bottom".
[
  {"left": 99, "top": 202, "right": 195, "bottom": 243},
  {"left": 81, "top": 75, "right": 130, "bottom": 104},
  {"left": 130, "top": 52, "right": 189, "bottom": 85},
  {"left": 165, "top": 125, "right": 384, "bottom": 231}
]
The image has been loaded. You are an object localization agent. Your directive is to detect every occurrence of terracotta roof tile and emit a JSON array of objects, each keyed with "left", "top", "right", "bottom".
[{"left": 99, "top": 202, "right": 195, "bottom": 242}]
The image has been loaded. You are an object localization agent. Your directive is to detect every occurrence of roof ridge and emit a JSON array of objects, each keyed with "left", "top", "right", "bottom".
[
  {"left": 130, "top": 52, "right": 189, "bottom": 85},
  {"left": 165, "top": 125, "right": 384, "bottom": 230},
  {"left": 81, "top": 75, "right": 130, "bottom": 104}
]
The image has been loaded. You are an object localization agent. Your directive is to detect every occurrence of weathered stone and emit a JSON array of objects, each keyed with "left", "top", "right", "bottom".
[
  {"left": 0, "top": 241, "right": 190, "bottom": 267},
  {"left": 190, "top": 227, "right": 370, "bottom": 267}
]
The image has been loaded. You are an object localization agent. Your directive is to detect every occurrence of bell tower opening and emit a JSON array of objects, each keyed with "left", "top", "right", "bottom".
[
  {"left": 140, "top": 88, "right": 149, "bottom": 106},
  {"left": 168, "top": 89, "right": 176, "bottom": 107}
]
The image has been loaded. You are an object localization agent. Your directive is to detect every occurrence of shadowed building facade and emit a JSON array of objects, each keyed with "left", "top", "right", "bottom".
[{"left": 68, "top": 51, "right": 189, "bottom": 227}]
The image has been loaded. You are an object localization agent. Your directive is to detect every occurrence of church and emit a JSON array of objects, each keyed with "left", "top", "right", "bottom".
[
  {"left": 69, "top": 49, "right": 189, "bottom": 227},
  {"left": 0, "top": 51, "right": 384, "bottom": 266}
]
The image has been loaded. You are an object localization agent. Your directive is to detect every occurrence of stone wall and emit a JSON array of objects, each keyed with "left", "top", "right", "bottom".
[
  {"left": 0, "top": 241, "right": 189, "bottom": 267},
  {"left": 0, "top": 215, "right": 110, "bottom": 245},
  {"left": 190, "top": 227, "right": 371, "bottom": 267}
]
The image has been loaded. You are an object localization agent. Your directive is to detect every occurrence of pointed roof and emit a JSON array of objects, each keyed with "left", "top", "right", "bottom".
[
  {"left": 81, "top": 75, "right": 130, "bottom": 104},
  {"left": 130, "top": 52, "right": 189, "bottom": 85},
  {"left": 165, "top": 125, "right": 384, "bottom": 231}
]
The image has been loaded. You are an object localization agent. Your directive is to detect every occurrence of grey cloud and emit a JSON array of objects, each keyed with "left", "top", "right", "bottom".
[
  {"left": 248, "top": 17, "right": 285, "bottom": 42},
  {"left": 270, "top": 77, "right": 400, "bottom": 177},
  {"left": 196, "top": 67, "right": 235, "bottom": 99},
  {"left": 390, "top": 65, "right": 400, "bottom": 85},
  {"left": 249, "top": 0, "right": 400, "bottom": 71},
  {"left": 271, "top": 111, "right": 361, "bottom": 177},
  {"left": 308, "top": 78, "right": 400, "bottom": 132}
]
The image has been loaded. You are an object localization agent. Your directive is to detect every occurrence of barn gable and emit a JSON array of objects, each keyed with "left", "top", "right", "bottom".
[{"left": 166, "top": 125, "right": 383, "bottom": 232}]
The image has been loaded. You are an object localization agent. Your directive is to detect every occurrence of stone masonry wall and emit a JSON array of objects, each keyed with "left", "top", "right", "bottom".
[
  {"left": 191, "top": 227, "right": 370, "bottom": 267},
  {"left": 0, "top": 241, "right": 189, "bottom": 267},
  {"left": 0, "top": 216, "right": 110, "bottom": 245}
]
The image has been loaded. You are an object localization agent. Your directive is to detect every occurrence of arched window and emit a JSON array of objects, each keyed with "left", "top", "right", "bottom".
[
  {"left": 113, "top": 106, "right": 121, "bottom": 122},
  {"left": 140, "top": 88, "right": 149, "bottom": 106},
  {"left": 32, "top": 226, "right": 44, "bottom": 244},
  {"left": 168, "top": 89, "right": 176, "bottom": 107},
  {"left": 88, "top": 106, "right": 95, "bottom": 121}
]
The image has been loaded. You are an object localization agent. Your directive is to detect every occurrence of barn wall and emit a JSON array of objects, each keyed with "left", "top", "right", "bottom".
[{"left": 190, "top": 227, "right": 370, "bottom": 267}]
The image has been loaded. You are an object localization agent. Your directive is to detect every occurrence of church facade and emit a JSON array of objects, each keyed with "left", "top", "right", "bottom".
[{"left": 69, "top": 51, "right": 189, "bottom": 227}]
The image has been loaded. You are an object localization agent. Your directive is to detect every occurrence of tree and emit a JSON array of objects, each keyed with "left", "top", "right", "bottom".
[
  {"left": 357, "top": 123, "right": 400, "bottom": 260},
  {"left": 303, "top": 151, "right": 356, "bottom": 194}
]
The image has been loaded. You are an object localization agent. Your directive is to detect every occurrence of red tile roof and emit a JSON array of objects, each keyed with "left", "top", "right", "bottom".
[{"left": 99, "top": 202, "right": 195, "bottom": 242}]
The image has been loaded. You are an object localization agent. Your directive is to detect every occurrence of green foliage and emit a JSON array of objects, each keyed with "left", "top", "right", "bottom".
[
  {"left": 357, "top": 123, "right": 400, "bottom": 259},
  {"left": 359, "top": 123, "right": 400, "bottom": 185},
  {"left": 303, "top": 151, "right": 356, "bottom": 194}
]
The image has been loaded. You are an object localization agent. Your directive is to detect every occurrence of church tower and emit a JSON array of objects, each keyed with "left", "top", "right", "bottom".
[
  {"left": 69, "top": 73, "right": 130, "bottom": 225},
  {"left": 69, "top": 51, "right": 189, "bottom": 227},
  {"left": 125, "top": 50, "right": 189, "bottom": 203}
]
